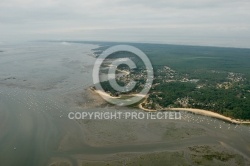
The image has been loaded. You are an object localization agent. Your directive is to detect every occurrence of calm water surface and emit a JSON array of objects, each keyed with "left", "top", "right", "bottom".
[{"left": 0, "top": 42, "right": 249, "bottom": 166}]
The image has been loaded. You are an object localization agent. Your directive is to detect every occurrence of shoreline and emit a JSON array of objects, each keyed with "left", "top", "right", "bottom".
[
  {"left": 90, "top": 87, "right": 250, "bottom": 124},
  {"left": 90, "top": 87, "right": 146, "bottom": 99},
  {"left": 139, "top": 102, "right": 250, "bottom": 124}
]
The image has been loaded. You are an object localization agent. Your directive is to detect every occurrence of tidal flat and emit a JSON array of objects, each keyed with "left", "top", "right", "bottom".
[{"left": 0, "top": 42, "right": 249, "bottom": 166}]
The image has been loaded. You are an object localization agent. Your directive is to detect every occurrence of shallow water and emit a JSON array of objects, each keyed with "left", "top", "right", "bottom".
[{"left": 0, "top": 42, "right": 250, "bottom": 166}]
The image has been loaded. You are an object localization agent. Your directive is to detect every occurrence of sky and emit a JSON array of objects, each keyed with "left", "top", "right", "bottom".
[{"left": 0, "top": 0, "right": 250, "bottom": 48}]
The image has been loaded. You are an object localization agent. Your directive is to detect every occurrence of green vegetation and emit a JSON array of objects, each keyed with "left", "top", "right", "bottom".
[{"left": 89, "top": 41, "right": 250, "bottom": 120}]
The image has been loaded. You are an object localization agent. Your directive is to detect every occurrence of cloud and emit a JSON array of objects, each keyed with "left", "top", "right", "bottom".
[{"left": 0, "top": 0, "right": 250, "bottom": 48}]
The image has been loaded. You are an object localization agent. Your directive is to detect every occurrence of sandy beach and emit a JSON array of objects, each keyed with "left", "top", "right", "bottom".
[
  {"left": 138, "top": 102, "right": 250, "bottom": 124},
  {"left": 91, "top": 87, "right": 146, "bottom": 99},
  {"left": 92, "top": 88, "right": 120, "bottom": 99},
  {"left": 92, "top": 88, "right": 250, "bottom": 124},
  {"left": 168, "top": 108, "right": 250, "bottom": 124}
]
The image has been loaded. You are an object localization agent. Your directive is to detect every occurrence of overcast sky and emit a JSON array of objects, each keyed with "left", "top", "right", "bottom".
[{"left": 1, "top": 0, "right": 250, "bottom": 48}]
